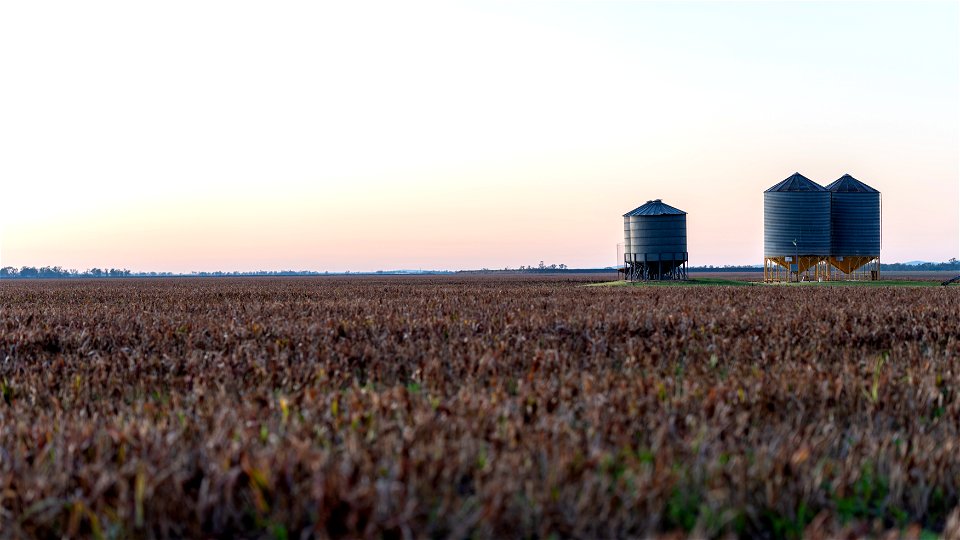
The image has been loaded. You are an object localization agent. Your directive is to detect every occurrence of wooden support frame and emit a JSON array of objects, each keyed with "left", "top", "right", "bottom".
[
  {"left": 826, "top": 256, "right": 880, "bottom": 281},
  {"left": 765, "top": 256, "right": 880, "bottom": 282},
  {"left": 764, "top": 256, "right": 831, "bottom": 282}
]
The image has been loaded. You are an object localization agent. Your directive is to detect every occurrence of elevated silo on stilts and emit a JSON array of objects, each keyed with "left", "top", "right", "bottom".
[
  {"left": 623, "top": 199, "right": 688, "bottom": 281},
  {"left": 763, "top": 173, "right": 831, "bottom": 282}
]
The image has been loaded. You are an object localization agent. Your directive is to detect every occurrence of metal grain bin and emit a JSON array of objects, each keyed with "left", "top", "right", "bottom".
[
  {"left": 623, "top": 215, "right": 632, "bottom": 260},
  {"left": 825, "top": 174, "right": 880, "bottom": 275},
  {"left": 622, "top": 199, "right": 688, "bottom": 280},
  {"left": 764, "top": 173, "right": 830, "bottom": 275}
]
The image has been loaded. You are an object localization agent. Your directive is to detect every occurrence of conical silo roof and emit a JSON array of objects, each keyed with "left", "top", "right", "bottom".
[
  {"left": 825, "top": 174, "right": 879, "bottom": 193},
  {"left": 623, "top": 199, "right": 686, "bottom": 217},
  {"left": 765, "top": 172, "right": 827, "bottom": 193}
]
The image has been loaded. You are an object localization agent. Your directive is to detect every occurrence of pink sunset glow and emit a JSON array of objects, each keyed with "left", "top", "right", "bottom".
[{"left": 1, "top": 2, "right": 956, "bottom": 272}]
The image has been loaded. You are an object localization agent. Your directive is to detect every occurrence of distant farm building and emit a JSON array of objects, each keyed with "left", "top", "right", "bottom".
[
  {"left": 622, "top": 199, "right": 688, "bottom": 281},
  {"left": 764, "top": 173, "right": 881, "bottom": 282}
]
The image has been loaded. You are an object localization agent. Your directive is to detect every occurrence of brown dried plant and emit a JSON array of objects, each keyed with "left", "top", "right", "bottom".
[{"left": 0, "top": 276, "right": 958, "bottom": 538}]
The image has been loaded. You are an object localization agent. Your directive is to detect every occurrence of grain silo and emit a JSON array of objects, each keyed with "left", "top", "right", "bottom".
[
  {"left": 825, "top": 174, "right": 880, "bottom": 280},
  {"left": 763, "top": 173, "right": 831, "bottom": 282},
  {"left": 623, "top": 199, "right": 687, "bottom": 281}
]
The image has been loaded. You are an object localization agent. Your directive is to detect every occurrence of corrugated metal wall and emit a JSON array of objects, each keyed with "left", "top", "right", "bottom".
[
  {"left": 764, "top": 191, "right": 831, "bottom": 257},
  {"left": 828, "top": 179, "right": 881, "bottom": 258},
  {"left": 623, "top": 216, "right": 632, "bottom": 257},
  {"left": 627, "top": 214, "right": 687, "bottom": 260}
]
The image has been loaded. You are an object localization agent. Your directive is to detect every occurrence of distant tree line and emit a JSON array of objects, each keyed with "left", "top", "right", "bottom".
[
  {"left": 688, "top": 259, "right": 960, "bottom": 273},
  {"left": 878, "top": 259, "right": 959, "bottom": 272},
  {"left": 0, "top": 266, "right": 132, "bottom": 278},
  {"left": 688, "top": 265, "right": 763, "bottom": 273},
  {"left": 459, "top": 264, "right": 616, "bottom": 275},
  {"left": 516, "top": 261, "right": 568, "bottom": 271},
  {"left": 460, "top": 262, "right": 573, "bottom": 273},
  {"left": 3, "top": 259, "right": 955, "bottom": 279},
  {"left": 0, "top": 266, "right": 331, "bottom": 279}
]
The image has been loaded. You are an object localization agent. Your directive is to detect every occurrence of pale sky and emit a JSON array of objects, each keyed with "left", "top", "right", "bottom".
[{"left": 1, "top": 1, "right": 957, "bottom": 272}]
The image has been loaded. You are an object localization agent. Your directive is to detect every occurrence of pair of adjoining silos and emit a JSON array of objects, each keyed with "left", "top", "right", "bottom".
[
  {"left": 622, "top": 199, "right": 688, "bottom": 281},
  {"left": 763, "top": 172, "right": 880, "bottom": 282}
]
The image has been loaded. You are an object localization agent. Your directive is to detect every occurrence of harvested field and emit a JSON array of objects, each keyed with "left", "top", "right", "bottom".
[
  {"left": 1, "top": 276, "right": 959, "bottom": 538},
  {"left": 686, "top": 270, "right": 958, "bottom": 283},
  {"left": 879, "top": 271, "right": 959, "bottom": 282}
]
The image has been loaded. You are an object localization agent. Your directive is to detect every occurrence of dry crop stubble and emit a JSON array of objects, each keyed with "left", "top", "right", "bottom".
[{"left": 1, "top": 276, "right": 959, "bottom": 538}]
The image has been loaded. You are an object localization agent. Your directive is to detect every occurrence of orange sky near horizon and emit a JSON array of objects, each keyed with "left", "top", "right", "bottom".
[{"left": 1, "top": 1, "right": 957, "bottom": 272}]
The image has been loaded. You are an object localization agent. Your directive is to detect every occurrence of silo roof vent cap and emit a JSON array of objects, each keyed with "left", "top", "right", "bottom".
[{"left": 623, "top": 199, "right": 687, "bottom": 217}]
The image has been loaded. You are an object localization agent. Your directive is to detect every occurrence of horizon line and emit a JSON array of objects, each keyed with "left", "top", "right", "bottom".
[{"left": 3, "top": 259, "right": 959, "bottom": 278}]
